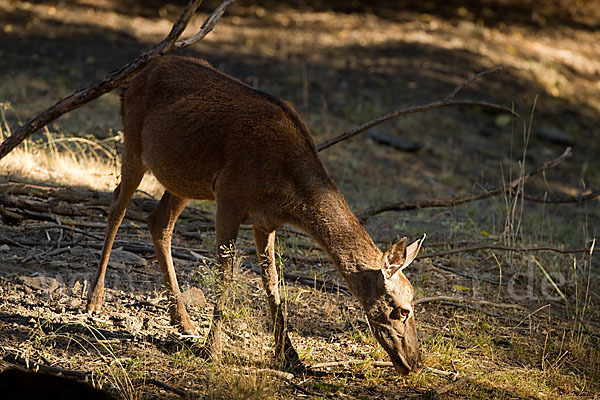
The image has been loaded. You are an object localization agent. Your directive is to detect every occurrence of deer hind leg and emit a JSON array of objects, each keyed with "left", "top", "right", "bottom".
[
  {"left": 87, "top": 155, "right": 146, "bottom": 314},
  {"left": 203, "top": 198, "right": 243, "bottom": 362},
  {"left": 147, "top": 191, "right": 195, "bottom": 335},
  {"left": 253, "top": 227, "right": 303, "bottom": 371}
]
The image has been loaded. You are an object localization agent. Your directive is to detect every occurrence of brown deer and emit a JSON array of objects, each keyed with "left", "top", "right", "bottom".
[{"left": 86, "top": 55, "right": 425, "bottom": 374}]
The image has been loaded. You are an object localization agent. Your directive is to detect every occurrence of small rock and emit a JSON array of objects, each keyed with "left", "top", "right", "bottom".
[
  {"left": 71, "top": 281, "right": 82, "bottom": 296},
  {"left": 181, "top": 287, "right": 207, "bottom": 307},
  {"left": 69, "top": 298, "right": 82, "bottom": 308},
  {"left": 106, "top": 249, "right": 148, "bottom": 268},
  {"left": 536, "top": 126, "right": 575, "bottom": 145},
  {"left": 0, "top": 244, "right": 9, "bottom": 252},
  {"left": 366, "top": 129, "right": 423, "bottom": 152},
  {"left": 494, "top": 113, "right": 513, "bottom": 127},
  {"left": 19, "top": 276, "right": 60, "bottom": 294},
  {"left": 69, "top": 246, "right": 87, "bottom": 256}
]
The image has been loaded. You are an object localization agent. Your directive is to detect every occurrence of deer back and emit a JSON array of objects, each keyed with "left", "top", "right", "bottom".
[{"left": 121, "top": 56, "right": 337, "bottom": 225}]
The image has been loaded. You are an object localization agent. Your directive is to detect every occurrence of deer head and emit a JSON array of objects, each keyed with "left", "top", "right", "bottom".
[{"left": 355, "top": 235, "right": 425, "bottom": 375}]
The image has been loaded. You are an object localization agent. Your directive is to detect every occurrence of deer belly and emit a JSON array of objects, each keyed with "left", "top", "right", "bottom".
[{"left": 142, "top": 151, "right": 217, "bottom": 200}]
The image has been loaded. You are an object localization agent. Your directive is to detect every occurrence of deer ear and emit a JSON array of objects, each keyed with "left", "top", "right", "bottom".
[{"left": 382, "top": 234, "right": 426, "bottom": 279}]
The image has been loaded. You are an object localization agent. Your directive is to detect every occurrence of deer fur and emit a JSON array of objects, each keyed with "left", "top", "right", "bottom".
[{"left": 86, "top": 55, "right": 425, "bottom": 373}]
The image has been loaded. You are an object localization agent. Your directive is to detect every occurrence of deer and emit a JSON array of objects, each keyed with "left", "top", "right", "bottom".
[{"left": 86, "top": 55, "right": 426, "bottom": 374}]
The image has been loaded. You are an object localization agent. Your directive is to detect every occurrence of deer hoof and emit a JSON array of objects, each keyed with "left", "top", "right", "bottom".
[{"left": 86, "top": 290, "right": 104, "bottom": 314}]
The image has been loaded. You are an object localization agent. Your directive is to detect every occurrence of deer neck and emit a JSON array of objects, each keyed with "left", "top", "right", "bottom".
[{"left": 292, "top": 189, "right": 382, "bottom": 281}]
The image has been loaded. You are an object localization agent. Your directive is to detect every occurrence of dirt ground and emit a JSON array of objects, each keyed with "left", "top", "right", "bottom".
[{"left": 1, "top": 0, "right": 599, "bottom": 398}]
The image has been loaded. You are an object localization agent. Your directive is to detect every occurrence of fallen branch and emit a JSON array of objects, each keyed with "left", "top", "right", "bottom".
[
  {"left": 233, "top": 367, "right": 294, "bottom": 381},
  {"left": 308, "top": 360, "right": 393, "bottom": 369},
  {"left": 417, "top": 242, "right": 590, "bottom": 260},
  {"left": 1, "top": 179, "right": 211, "bottom": 223},
  {"left": 1, "top": 350, "right": 91, "bottom": 380},
  {"left": 28, "top": 223, "right": 105, "bottom": 241},
  {"left": 317, "top": 66, "right": 517, "bottom": 151},
  {"left": 0, "top": 0, "right": 236, "bottom": 160},
  {"left": 360, "top": 147, "right": 572, "bottom": 218},
  {"left": 143, "top": 378, "right": 188, "bottom": 397},
  {"left": 427, "top": 367, "right": 459, "bottom": 379}
]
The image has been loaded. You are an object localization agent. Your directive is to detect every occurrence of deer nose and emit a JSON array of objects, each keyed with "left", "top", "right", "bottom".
[{"left": 415, "top": 360, "right": 423, "bottom": 371}]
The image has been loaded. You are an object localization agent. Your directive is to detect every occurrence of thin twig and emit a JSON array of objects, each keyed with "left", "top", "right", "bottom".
[
  {"left": 427, "top": 367, "right": 459, "bottom": 378},
  {"left": 144, "top": 378, "right": 188, "bottom": 397},
  {"left": 28, "top": 223, "right": 105, "bottom": 241},
  {"left": 175, "top": 0, "right": 236, "bottom": 49},
  {"left": 429, "top": 375, "right": 474, "bottom": 398},
  {"left": 317, "top": 66, "right": 516, "bottom": 152},
  {"left": 360, "top": 147, "right": 572, "bottom": 218},
  {"left": 21, "top": 246, "right": 71, "bottom": 263},
  {"left": 445, "top": 66, "right": 503, "bottom": 101}
]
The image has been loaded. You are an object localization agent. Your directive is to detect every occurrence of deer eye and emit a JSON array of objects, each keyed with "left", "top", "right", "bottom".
[{"left": 390, "top": 308, "right": 410, "bottom": 321}]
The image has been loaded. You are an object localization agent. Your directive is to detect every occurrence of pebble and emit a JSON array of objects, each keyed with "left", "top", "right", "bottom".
[
  {"left": 536, "top": 126, "right": 575, "bottom": 145},
  {"left": 181, "top": 287, "right": 207, "bottom": 307},
  {"left": 18, "top": 275, "right": 60, "bottom": 294}
]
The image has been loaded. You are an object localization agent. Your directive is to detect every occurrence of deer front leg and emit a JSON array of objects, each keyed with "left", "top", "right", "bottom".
[
  {"left": 87, "top": 158, "right": 145, "bottom": 313},
  {"left": 147, "top": 191, "right": 196, "bottom": 335},
  {"left": 253, "top": 227, "right": 303, "bottom": 371}
]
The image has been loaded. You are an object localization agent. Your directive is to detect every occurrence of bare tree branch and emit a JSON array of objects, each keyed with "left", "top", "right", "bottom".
[
  {"left": 0, "top": 0, "right": 236, "bottom": 160},
  {"left": 445, "top": 66, "right": 503, "bottom": 101},
  {"left": 359, "top": 147, "right": 572, "bottom": 218},
  {"left": 175, "top": 0, "right": 236, "bottom": 49},
  {"left": 317, "top": 66, "right": 516, "bottom": 152}
]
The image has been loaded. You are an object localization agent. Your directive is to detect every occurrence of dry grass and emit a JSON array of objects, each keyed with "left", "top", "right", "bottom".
[{"left": 0, "top": 103, "right": 163, "bottom": 198}]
